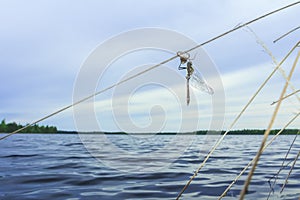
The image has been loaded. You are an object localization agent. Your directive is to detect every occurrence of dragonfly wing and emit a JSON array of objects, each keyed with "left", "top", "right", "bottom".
[{"left": 190, "top": 69, "right": 214, "bottom": 95}]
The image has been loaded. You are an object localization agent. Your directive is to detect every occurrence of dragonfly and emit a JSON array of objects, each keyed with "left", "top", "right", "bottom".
[{"left": 177, "top": 51, "right": 214, "bottom": 105}]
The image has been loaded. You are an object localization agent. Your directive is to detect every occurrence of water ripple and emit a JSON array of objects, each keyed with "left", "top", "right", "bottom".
[{"left": 0, "top": 134, "right": 299, "bottom": 199}]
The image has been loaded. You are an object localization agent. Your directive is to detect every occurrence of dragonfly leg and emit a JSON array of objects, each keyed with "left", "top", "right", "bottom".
[{"left": 178, "top": 63, "right": 187, "bottom": 70}]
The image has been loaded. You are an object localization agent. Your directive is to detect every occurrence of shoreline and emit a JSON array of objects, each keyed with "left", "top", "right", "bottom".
[{"left": 1, "top": 129, "right": 298, "bottom": 135}]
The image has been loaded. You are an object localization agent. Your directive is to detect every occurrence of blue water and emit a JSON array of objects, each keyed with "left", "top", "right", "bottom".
[{"left": 0, "top": 134, "right": 299, "bottom": 200}]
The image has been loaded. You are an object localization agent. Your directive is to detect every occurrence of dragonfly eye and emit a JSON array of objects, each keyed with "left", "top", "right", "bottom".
[
  {"left": 177, "top": 51, "right": 190, "bottom": 64},
  {"left": 180, "top": 58, "right": 188, "bottom": 64}
]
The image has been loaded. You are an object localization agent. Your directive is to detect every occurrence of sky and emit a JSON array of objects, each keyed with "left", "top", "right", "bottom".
[{"left": 0, "top": 0, "right": 299, "bottom": 132}]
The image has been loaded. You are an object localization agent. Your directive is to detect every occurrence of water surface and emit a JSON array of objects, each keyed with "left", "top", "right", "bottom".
[{"left": 0, "top": 134, "right": 299, "bottom": 200}]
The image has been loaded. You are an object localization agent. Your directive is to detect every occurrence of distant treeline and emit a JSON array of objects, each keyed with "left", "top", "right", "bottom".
[
  {"left": 193, "top": 129, "right": 299, "bottom": 135},
  {"left": 99, "top": 129, "right": 299, "bottom": 135},
  {"left": 0, "top": 119, "right": 57, "bottom": 133},
  {"left": 0, "top": 119, "right": 298, "bottom": 135}
]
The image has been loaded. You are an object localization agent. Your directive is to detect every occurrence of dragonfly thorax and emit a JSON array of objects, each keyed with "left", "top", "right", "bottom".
[{"left": 186, "top": 61, "right": 194, "bottom": 78}]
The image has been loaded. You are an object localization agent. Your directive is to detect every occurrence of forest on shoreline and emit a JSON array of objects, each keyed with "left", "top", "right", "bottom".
[
  {"left": 0, "top": 119, "right": 298, "bottom": 135},
  {"left": 0, "top": 119, "right": 57, "bottom": 133}
]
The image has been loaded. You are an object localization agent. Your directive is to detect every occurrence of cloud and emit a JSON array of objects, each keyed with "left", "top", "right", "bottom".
[
  {"left": 71, "top": 81, "right": 216, "bottom": 132},
  {"left": 75, "top": 59, "right": 299, "bottom": 132},
  {"left": 221, "top": 59, "right": 300, "bottom": 129},
  {"left": 0, "top": 0, "right": 299, "bottom": 131}
]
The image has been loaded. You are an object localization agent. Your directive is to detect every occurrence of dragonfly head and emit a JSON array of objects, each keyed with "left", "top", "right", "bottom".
[{"left": 177, "top": 51, "right": 190, "bottom": 64}]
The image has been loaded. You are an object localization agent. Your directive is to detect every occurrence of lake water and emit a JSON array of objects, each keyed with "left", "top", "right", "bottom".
[{"left": 0, "top": 134, "right": 299, "bottom": 200}]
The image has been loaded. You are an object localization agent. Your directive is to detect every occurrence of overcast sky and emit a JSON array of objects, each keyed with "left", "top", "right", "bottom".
[{"left": 0, "top": 0, "right": 299, "bottom": 132}]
